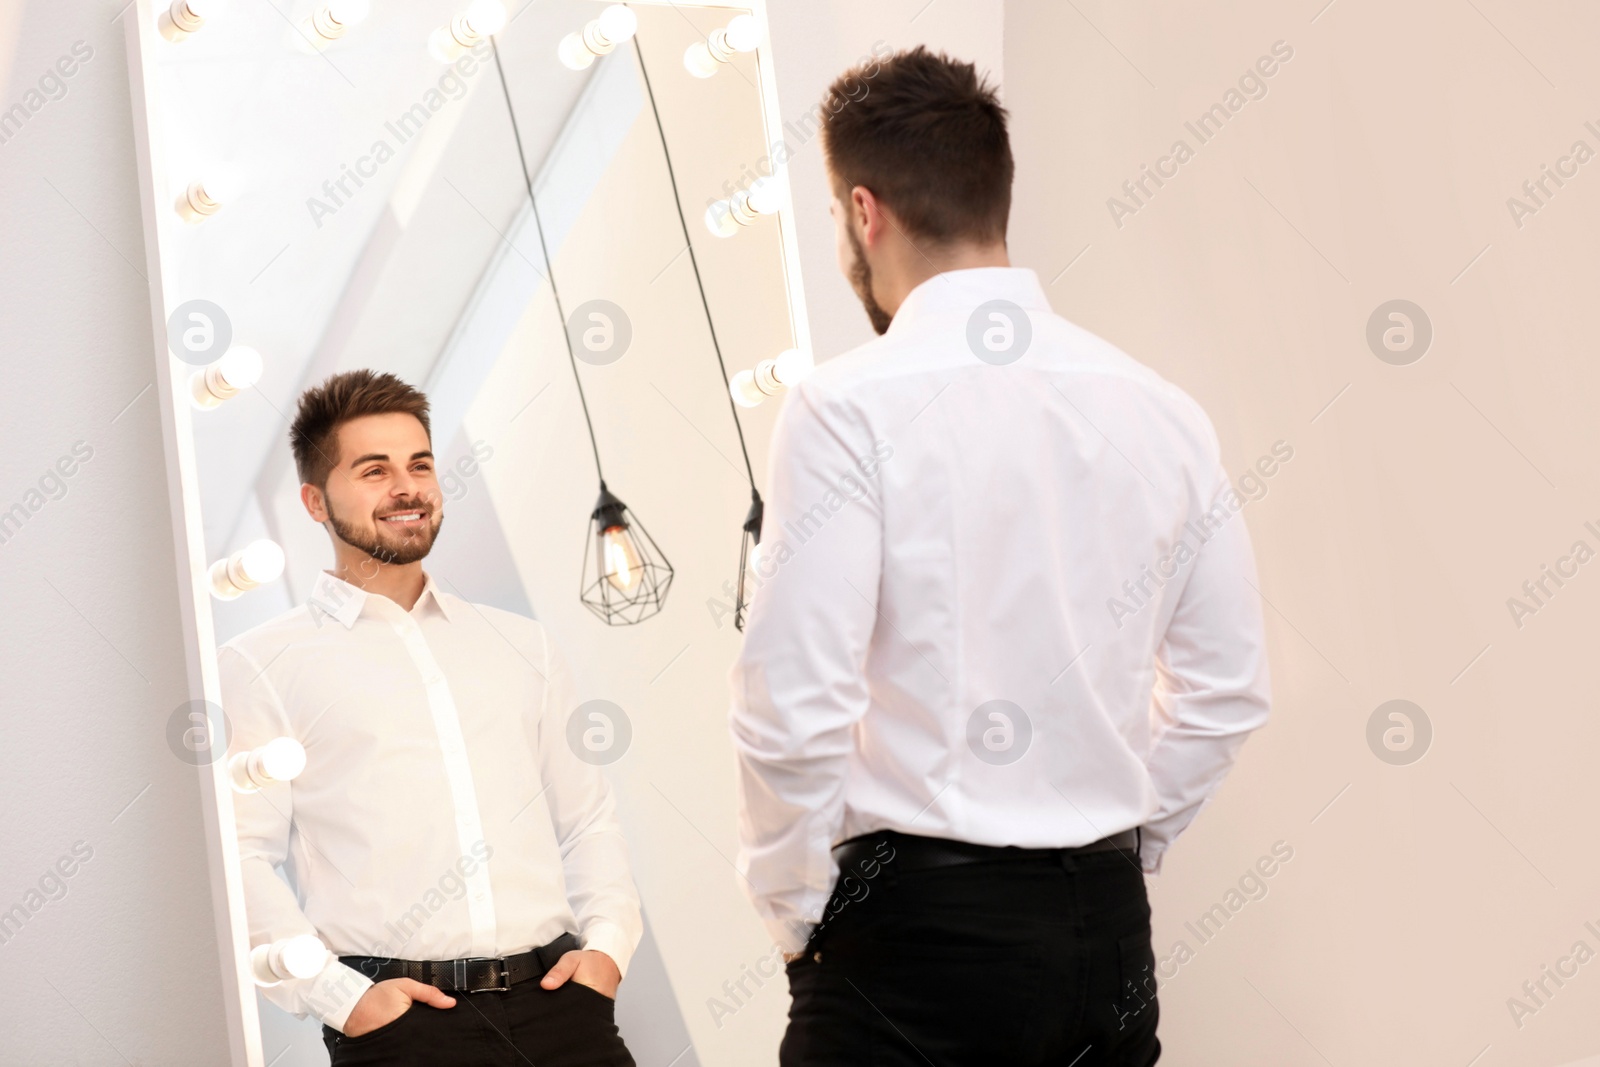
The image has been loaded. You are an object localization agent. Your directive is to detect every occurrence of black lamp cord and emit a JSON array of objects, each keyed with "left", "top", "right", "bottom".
[
  {"left": 630, "top": 33, "right": 760, "bottom": 503},
  {"left": 491, "top": 36, "right": 606, "bottom": 488}
]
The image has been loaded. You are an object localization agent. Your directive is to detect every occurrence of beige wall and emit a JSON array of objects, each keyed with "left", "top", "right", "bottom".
[{"left": 1004, "top": 1, "right": 1600, "bottom": 1064}]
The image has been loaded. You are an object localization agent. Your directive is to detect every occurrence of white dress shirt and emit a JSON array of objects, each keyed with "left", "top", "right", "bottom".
[
  {"left": 218, "top": 569, "right": 641, "bottom": 1031},
  {"left": 729, "top": 267, "right": 1271, "bottom": 950}
]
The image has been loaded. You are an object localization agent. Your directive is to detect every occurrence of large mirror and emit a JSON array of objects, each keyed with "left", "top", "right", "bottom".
[{"left": 126, "top": 1, "right": 806, "bottom": 1063}]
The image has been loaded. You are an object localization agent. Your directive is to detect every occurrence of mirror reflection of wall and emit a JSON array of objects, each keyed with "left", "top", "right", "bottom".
[{"left": 132, "top": 1, "right": 800, "bottom": 1063}]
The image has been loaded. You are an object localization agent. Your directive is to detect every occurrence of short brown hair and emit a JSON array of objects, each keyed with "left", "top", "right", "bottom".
[
  {"left": 289, "top": 369, "right": 431, "bottom": 492},
  {"left": 820, "top": 46, "right": 1012, "bottom": 245}
]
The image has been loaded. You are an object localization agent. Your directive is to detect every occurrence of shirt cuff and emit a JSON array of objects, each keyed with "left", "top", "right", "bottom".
[
  {"left": 581, "top": 922, "right": 637, "bottom": 979},
  {"left": 300, "top": 959, "right": 374, "bottom": 1034}
]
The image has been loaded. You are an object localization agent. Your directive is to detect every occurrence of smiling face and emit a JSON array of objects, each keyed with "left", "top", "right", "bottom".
[{"left": 312, "top": 411, "right": 443, "bottom": 566}]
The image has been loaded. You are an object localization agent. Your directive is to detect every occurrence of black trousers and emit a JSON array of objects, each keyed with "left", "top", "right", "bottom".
[
  {"left": 780, "top": 831, "right": 1161, "bottom": 1067},
  {"left": 321, "top": 976, "right": 634, "bottom": 1067}
]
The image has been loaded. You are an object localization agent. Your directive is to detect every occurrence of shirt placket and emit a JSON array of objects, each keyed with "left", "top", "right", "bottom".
[{"left": 390, "top": 610, "right": 499, "bottom": 954}]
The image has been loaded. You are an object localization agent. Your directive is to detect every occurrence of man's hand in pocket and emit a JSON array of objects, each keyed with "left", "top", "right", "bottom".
[
  {"left": 540, "top": 950, "right": 621, "bottom": 999},
  {"left": 343, "top": 978, "right": 456, "bottom": 1036}
]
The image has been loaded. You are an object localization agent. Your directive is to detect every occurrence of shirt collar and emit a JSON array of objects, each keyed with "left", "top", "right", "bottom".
[
  {"left": 886, "top": 266, "right": 1051, "bottom": 337},
  {"left": 308, "top": 568, "right": 454, "bottom": 629}
]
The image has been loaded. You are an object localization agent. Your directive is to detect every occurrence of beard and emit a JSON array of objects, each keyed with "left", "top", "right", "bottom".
[
  {"left": 327, "top": 496, "right": 442, "bottom": 567},
  {"left": 845, "top": 224, "right": 893, "bottom": 336}
]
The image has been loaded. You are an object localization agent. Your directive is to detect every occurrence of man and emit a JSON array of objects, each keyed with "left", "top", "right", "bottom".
[
  {"left": 729, "top": 47, "right": 1271, "bottom": 1066},
  {"left": 219, "top": 370, "right": 640, "bottom": 1066}
]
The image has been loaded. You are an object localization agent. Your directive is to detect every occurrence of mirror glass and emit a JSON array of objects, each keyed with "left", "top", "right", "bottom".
[{"left": 138, "top": 1, "right": 797, "bottom": 1062}]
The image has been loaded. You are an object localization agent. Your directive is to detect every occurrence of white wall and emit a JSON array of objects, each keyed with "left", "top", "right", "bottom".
[{"left": 0, "top": 1, "right": 233, "bottom": 1063}]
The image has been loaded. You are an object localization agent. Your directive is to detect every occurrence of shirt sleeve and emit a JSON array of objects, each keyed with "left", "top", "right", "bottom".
[
  {"left": 534, "top": 626, "right": 643, "bottom": 976},
  {"left": 1138, "top": 468, "right": 1273, "bottom": 874},
  {"left": 727, "top": 380, "right": 886, "bottom": 952},
  {"left": 216, "top": 644, "right": 373, "bottom": 1032}
]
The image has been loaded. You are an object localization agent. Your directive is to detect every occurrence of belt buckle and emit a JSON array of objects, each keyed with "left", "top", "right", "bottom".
[{"left": 453, "top": 956, "right": 510, "bottom": 993}]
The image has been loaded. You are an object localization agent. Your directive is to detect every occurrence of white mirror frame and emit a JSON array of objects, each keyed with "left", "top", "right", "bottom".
[{"left": 122, "top": 2, "right": 810, "bottom": 1061}]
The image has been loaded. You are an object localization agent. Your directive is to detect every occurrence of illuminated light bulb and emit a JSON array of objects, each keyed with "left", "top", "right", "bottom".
[
  {"left": 229, "top": 737, "right": 306, "bottom": 793},
  {"left": 596, "top": 3, "right": 637, "bottom": 43},
  {"left": 467, "top": 0, "right": 507, "bottom": 35},
  {"left": 250, "top": 934, "right": 329, "bottom": 986},
  {"left": 724, "top": 13, "right": 760, "bottom": 52},
  {"left": 559, "top": 3, "right": 636, "bottom": 69},
  {"left": 581, "top": 483, "right": 671, "bottom": 624},
  {"left": 190, "top": 345, "right": 262, "bottom": 409},
  {"left": 601, "top": 524, "right": 643, "bottom": 592},
  {"left": 703, "top": 199, "right": 738, "bottom": 238},
  {"left": 558, "top": 32, "right": 594, "bottom": 70},
  {"left": 159, "top": 0, "right": 218, "bottom": 42},
  {"left": 683, "top": 41, "right": 719, "bottom": 78},
  {"left": 175, "top": 167, "right": 244, "bottom": 223},
  {"left": 729, "top": 370, "right": 764, "bottom": 408},
  {"left": 210, "top": 539, "right": 286, "bottom": 599},
  {"left": 730, "top": 348, "right": 812, "bottom": 408},
  {"left": 774, "top": 346, "right": 813, "bottom": 384},
  {"left": 305, "top": 0, "right": 369, "bottom": 48},
  {"left": 745, "top": 174, "right": 784, "bottom": 215},
  {"left": 683, "top": 13, "right": 759, "bottom": 77},
  {"left": 429, "top": 0, "right": 506, "bottom": 63},
  {"left": 704, "top": 175, "right": 781, "bottom": 238}
]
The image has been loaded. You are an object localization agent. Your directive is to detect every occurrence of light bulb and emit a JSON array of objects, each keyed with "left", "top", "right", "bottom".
[
  {"left": 704, "top": 179, "right": 777, "bottom": 239},
  {"left": 684, "top": 40, "right": 718, "bottom": 78},
  {"left": 210, "top": 539, "right": 285, "bottom": 599},
  {"left": 724, "top": 13, "right": 759, "bottom": 52},
  {"left": 745, "top": 174, "right": 783, "bottom": 216},
  {"left": 730, "top": 349, "right": 811, "bottom": 408},
  {"left": 773, "top": 347, "right": 813, "bottom": 385},
  {"left": 730, "top": 369, "right": 764, "bottom": 408},
  {"left": 466, "top": 0, "right": 507, "bottom": 37},
  {"left": 250, "top": 934, "right": 329, "bottom": 986},
  {"left": 216, "top": 345, "right": 262, "bottom": 390},
  {"left": 160, "top": 0, "right": 213, "bottom": 42},
  {"left": 326, "top": 0, "right": 369, "bottom": 24},
  {"left": 190, "top": 345, "right": 262, "bottom": 409},
  {"left": 562, "top": 4, "right": 635, "bottom": 69},
  {"left": 259, "top": 737, "right": 306, "bottom": 780},
  {"left": 704, "top": 199, "right": 738, "bottom": 238},
  {"left": 229, "top": 736, "right": 307, "bottom": 793},
  {"left": 596, "top": 4, "right": 636, "bottom": 43},
  {"left": 558, "top": 32, "right": 594, "bottom": 69},
  {"left": 239, "top": 540, "right": 285, "bottom": 584},
  {"left": 682, "top": 14, "right": 760, "bottom": 77},
  {"left": 601, "top": 524, "right": 643, "bottom": 592},
  {"left": 430, "top": 0, "right": 505, "bottom": 63},
  {"left": 306, "top": 0, "right": 369, "bottom": 47},
  {"left": 176, "top": 167, "right": 243, "bottom": 223}
]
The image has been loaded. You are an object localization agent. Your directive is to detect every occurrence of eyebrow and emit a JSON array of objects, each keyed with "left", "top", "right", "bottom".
[{"left": 348, "top": 451, "right": 434, "bottom": 469}]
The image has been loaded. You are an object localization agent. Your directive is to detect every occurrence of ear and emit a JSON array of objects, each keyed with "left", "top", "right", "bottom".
[
  {"left": 850, "top": 185, "right": 883, "bottom": 246},
  {"left": 301, "top": 482, "right": 327, "bottom": 522}
]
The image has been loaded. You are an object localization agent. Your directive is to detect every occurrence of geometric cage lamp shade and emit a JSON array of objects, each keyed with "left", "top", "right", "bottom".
[{"left": 580, "top": 481, "right": 673, "bottom": 625}]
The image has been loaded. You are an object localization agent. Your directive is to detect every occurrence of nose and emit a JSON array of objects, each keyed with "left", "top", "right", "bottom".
[{"left": 390, "top": 470, "right": 428, "bottom": 507}]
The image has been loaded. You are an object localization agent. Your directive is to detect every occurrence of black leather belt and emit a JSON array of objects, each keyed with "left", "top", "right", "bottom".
[
  {"left": 833, "top": 827, "right": 1141, "bottom": 874},
  {"left": 339, "top": 931, "right": 579, "bottom": 993}
]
